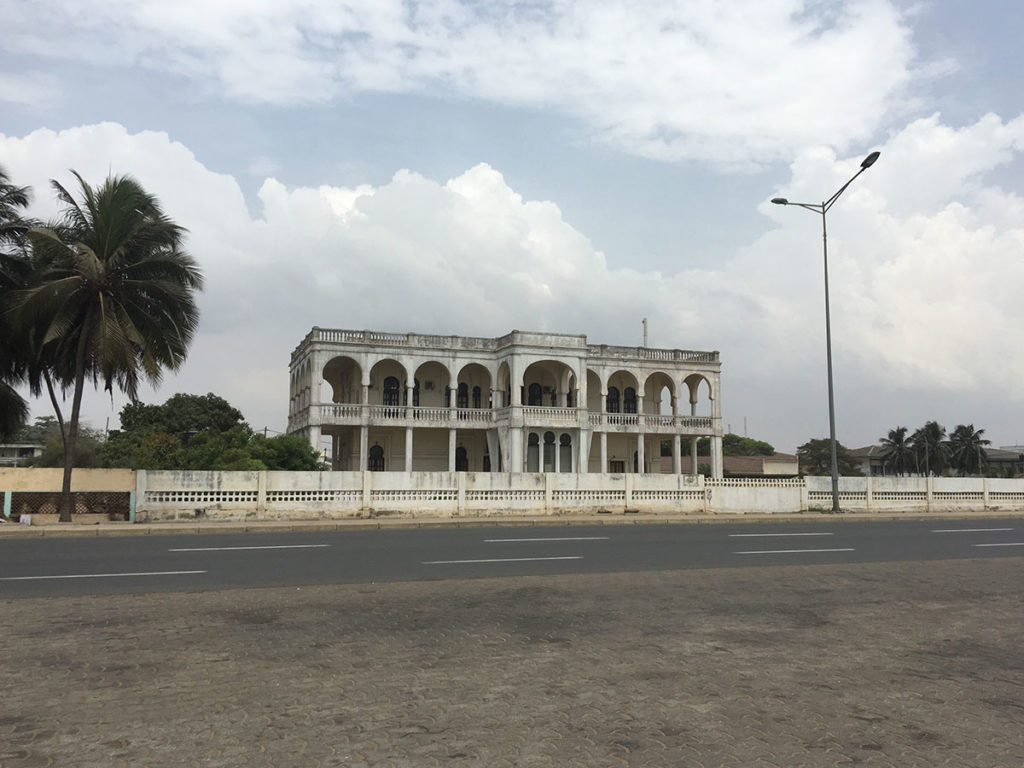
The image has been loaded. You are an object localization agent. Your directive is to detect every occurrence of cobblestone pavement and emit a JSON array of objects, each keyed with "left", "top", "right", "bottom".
[{"left": 2, "top": 557, "right": 1023, "bottom": 767}]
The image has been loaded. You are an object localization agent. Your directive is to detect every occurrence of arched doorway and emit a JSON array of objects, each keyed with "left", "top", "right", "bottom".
[{"left": 368, "top": 444, "right": 385, "bottom": 472}]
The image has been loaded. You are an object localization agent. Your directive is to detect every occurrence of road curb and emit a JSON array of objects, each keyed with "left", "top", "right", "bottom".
[{"left": 2, "top": 509, "right": 1023, "bottom": 537}]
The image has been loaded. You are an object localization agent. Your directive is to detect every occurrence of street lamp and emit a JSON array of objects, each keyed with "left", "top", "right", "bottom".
[{"left": 772, "top": 150, "right": 880, "bottom": 513}]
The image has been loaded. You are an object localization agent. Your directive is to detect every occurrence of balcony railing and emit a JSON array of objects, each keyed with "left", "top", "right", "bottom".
[
  {"left": 521, "top": 406, "right": 579, "bottom": 425},
  {"left": 307, "top": 404, "right": 715, "bottom": 433}
]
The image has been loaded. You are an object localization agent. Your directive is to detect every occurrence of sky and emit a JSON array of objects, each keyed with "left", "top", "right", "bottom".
[{"left": 1, "top": 0, "right": 1023, "bottom": 454}]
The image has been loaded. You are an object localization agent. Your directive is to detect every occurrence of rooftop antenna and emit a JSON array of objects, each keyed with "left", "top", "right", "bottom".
[{"left": 642, "top": 318, "right": 648, "bottom": 348}]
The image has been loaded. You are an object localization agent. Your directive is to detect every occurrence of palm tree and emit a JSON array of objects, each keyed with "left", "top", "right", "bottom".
[
  {"left": 909, "top": 421, "right": 949, "bottom": 476},
  {"left": 0, "top": 165, "right": 33, "bottom": 439},
  {"left": 948, "top": 424, "right": 989, "bottom": 476},
  {"left": 19, "top": 172, "right": 203, "bottom": 521},
  {"left": 879, "top": 426, "right": 913, "bottom": 476}
]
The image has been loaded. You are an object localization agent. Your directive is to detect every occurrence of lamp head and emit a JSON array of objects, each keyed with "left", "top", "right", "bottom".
[
  {"left": 771, "top": 197, "right": 788, "bottom": 205},
  {"left": 861, "top": 151, "right": 880, "bottom": 168}
]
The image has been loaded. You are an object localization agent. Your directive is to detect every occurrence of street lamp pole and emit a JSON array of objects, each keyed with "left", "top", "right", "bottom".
[{"left": 772, "top": 150, "right": 880, "bottom": 513}]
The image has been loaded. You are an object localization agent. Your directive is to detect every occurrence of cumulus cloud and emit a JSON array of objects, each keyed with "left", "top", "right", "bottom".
[
  {"left": 3, "top": 0, "right": 917, "bottom": 165},
  {"left": 2, "top": 116, "right": 1023, "bottom": 447}
]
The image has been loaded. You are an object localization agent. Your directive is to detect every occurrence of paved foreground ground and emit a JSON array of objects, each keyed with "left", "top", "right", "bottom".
[{"left": 2, "top": 557, "right": 1023, "bottom": 767}]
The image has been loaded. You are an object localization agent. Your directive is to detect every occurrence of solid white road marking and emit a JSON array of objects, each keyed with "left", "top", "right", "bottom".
[
  {"left": 931, "top": 528, "right": 1013, "bottom": 533},
  {"left": 729, "top": 532, "right": 834, "bottom": 537},
  {"left": 973, "top": 542, "right": 1024, "bottom": 548},
  {"left": 0, "top": 570, "right": 207, "bottom": 581},
  {"left": 423, "top": 556, "right": 583, "bottom": 565},
  {"left": 168, "top": 544, "right": 331, "bottom": 552},
  {"left": 734, "top": 548, "right": 855, "bottom": 555},
  {"left": 483, "top": 536, "right": 610, "bottom": 542}
]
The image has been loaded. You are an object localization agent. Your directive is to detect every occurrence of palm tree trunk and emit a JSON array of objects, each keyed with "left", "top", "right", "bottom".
[
  {"left": 58, "top": 327, "right": 89, "bottom": 523},
  {"left": 44, "top": 370, "right": 67, "bottom": 448}
]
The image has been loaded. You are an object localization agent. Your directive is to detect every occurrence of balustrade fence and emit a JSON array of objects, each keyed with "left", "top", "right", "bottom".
[
  {"left": 132, "top": 472, "right": 1024, "bottom": 521},
  {"left": 5, "top": 469, "right": 1024, "bottom": 523}
]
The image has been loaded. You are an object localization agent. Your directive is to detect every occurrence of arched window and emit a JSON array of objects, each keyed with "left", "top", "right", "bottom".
[
  {"left": 457, "top": 382, "right": 469, "bottom": 408},
  {"left": 455, "top": 446, "right": 469, "bottom": 472},
  {"left": 528, "top": 383, "right": 543, "bottom": 406},
  {"left": 559, "top": 433, "right": 572, "bottom": 473},
  {"left": 383, "top": 377, "right": 400, "bottom": 416},
  {"left": 472, "top": 386, "right": 482, "bottom": 409},
  {"left": 543, "top": 431, "right": 556, "bottom": 472},
  {"left": 624, "top": 387, "right": 637, "bottom": 414},
  {"left": 527, "top": 432, "right": 540, "bottom": 472},
  {"left": 368, "top": 444, "right": 385, "bottom": 472},
  {"left": 607, "top": 386, "right": 620, "bottom": 413}
]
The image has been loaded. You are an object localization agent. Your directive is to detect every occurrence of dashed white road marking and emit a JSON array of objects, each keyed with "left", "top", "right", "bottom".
[
  {"left": 423, "top": 556, "right": 583, "bottom": 565},
  {"left": 729, "top": 532, "right": 834, "bottom": 537},
  {"left": 734, "top": 548, "right": 855, "bottom": 555},
  {"left": 1, "top": 570, "right": 207, "bottom": 581},
  {"left": 973, "top": 542, "right": 1024, "bottom": 548},
  {"left": 483, "top": 536, "right": 609, "bottom": 543},
  {"left": 168, "top": 544, "right": 331, "bottom": 552},
  {"left": 931, "top": 528, "right": 1013, "bottom": 533}
]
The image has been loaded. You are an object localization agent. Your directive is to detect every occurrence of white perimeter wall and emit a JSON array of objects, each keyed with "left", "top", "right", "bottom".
[{"left": 124, "top": 471, "right": 1024, "bottom": 522}]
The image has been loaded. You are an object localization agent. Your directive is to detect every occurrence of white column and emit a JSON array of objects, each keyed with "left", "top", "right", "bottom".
[
  {"left": 510, "top": 428, "right": 523, "bottom": 472},
  {"left": 711, "top": 435, "right": 723, "bottom": 478},
  {"left": 448, "top": 429, "right": 457, "bottom": 472},
  {"left": 308, "top": 425, "right": 322, "bottom": 459},
  {"left": 359, "top": 425, "right": 368, "bottom": 472},
  {"left": 691, "top": 439, "right": 699, "bottom": 476},
  {"left": 636, "top": 432, "right": 645, "bottom": 474},
  {"left": 405, "top": 427, "right": 413, "bottom": 472},
  {"left": 600, "top": 432, "right": 608, "bottom": 473},
  {"left": 554, "top": 437, "right": 561, "bottom": 473},
  {"left": 673, "top": 434, "right": 681, "bottom": 475}
]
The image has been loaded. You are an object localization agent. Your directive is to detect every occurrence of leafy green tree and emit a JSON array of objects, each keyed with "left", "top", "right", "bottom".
[
  {"left": 948, "top": 424, "right": 989, "bottom": 476},
  {"left": 29, "top": 423, "right": 105, "bottom": 468},
  {"left": 681, "top": 433, "right": 775, "bottom": 457},
  {"left": 722, "top": 433, "right": 775, "bottom": 456},
  {"left": 102, "top": 427, "right": 185, "bottom": 470},
  {"left": 120, "top": 392, "right": 244, "bottom": 437},
  {"left": 182, "top": 426, "right": 264, "bottom": 471},
  {"left": 879, "top": 426, "right": 914, "bottom": 476},
  {"left": 15, "top": 415, "right": 61, "bottom": 445},
  {"left": 909, "top": 421, "right": 949, "bottom": 476},
  {"left": 249, "top": 432, "right": 325, "bottom": 471},
  {"left": 0, "top": 165, "right": 34, "bottom": 439},
  {"left": 797, "top": 438, "right": 862, "bottom": 476},
  {"left": 18, "top": 172, "right": 203, "bottom": 521}
]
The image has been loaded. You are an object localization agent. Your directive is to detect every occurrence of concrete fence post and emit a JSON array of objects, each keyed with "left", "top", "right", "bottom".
[
  {"left": 257, "top": 471, "right": 268, "bottom": 514},
  {"left": 926, "top": 476, "right": 933, "bottom": 512},
  {"left": 457, "top": 472, "right": 466, "bottom": 515},
  {"left": 982, "top": 477, "right": 990, "bottom": 511},
  {"left": 866, "top": 476, "right": 873, "bottom": 513},
  {"left": 3, "top": 490, "right": 10, "bottom": 519},
  {"left": 362, "top": 470, "right": 372, "bottom": 513},
  {"left": 624, "top": 473, "right": 633, "bottom": 511},
  {"left": 135, "top": 470, "right": 147, "bottom": 522},
  {"left": 544, "top": 473, "right": 553, "bottom": 514}
]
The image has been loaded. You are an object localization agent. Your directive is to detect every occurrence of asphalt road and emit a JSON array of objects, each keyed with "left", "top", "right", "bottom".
[{"left": 2, "top": 516, "right": 1022, "bottom": 598}]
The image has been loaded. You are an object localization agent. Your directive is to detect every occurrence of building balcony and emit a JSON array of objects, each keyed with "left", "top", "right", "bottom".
[
  {"left": 293, "top": 403, "right": 717, "bottom": 436},
  {"left": 589, "top": 413, "right": 715, "bottom": 434}
]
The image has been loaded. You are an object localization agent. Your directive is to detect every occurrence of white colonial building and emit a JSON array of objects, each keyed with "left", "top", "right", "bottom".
[{"left": 287, "top": 328, "right": 724, "bottom": 476}]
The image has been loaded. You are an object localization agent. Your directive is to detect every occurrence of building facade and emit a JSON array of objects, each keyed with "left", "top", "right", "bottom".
[{"left": 287, "top": 328, "right": 723, "bottom": 476}]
